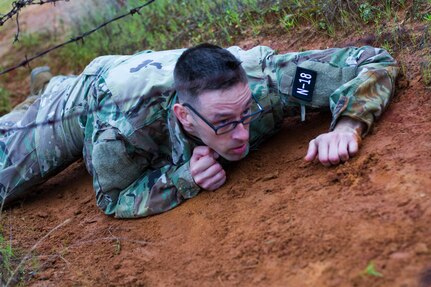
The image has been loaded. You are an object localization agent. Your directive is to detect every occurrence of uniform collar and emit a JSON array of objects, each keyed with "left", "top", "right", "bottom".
[{"left": 167, "top": 93, "right": 202, "bottom": 166}]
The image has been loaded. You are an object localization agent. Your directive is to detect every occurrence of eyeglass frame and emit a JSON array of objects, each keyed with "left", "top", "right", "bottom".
[{"left": 181, "top": 94, "right": 265, "bottom": 135}]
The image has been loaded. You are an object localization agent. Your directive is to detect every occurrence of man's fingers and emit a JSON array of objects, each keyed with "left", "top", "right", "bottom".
[
  {"left": 317, "top": 139, "right": 331, "bottom": 167},
  {"left": 204, "top": 169, "right": 226, "bottom": 191},
  {"left": 348, "top": 138, "right": 359, "bottom": 156},
  {"left": 211, "top": 173, "right": 227, "bottom": 190},
  {"left": 328, "top": 137, "right": 341, "bottom": 165},
  {"left": 190, "top": 155, "right": 217, "bottom": 176},
  {"left": 307, "top": 127, "right": 362, "bottom": 167},
  {"left": 190, "top": 146, "right": 212, "bottom": 164},
  {"left": 305, "top": 139, "right": 318, "bottom": 162},
  {"left": 190, "top": 146, "right": 226, "bottom": 190},
  {"left": 193, "top": 163, "right": 223, "bottom": 185},
  {"left": 338, "top": 137, "right": 350, "bottom": 162},
  {"left": 196, "top": 167, "right": 226, "bottom": 191}
]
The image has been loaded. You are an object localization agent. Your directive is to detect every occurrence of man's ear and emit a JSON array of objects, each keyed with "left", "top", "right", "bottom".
[{"left": 173, "top": 103, "right": 195, "bottom": 133}]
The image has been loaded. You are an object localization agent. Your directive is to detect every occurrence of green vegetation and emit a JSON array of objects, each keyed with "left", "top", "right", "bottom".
[
  {"left": 0, "top": 218, "right": 52, "bottom": 286},
  {"left": 421, "top": 59, "right": 431, "bottom": 86},
  {"left": 6, "top": 0, "right": 429, "bottom": 74},
  {"left": 0, "top": 233, "right": 14, "bottom": 281},
  {"left": 0, "top": 0, "right": 14, "bottom": 14},
  {"left": 0, "top": 231, "right": 25, "bottom": 286},
  {"left": 362, "top": 261, "right": 384, "bottom": 278},
  {"left": 0, "top": 87, "right": 11, "bottom": 115}
]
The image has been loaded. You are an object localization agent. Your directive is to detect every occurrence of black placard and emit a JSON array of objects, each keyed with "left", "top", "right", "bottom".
[{"left": 292, "top": 67, "right": 317, "bottom": 102}]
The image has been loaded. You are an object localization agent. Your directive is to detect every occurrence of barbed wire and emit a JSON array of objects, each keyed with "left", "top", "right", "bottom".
[
  {"left": 0, "top": 0, "right": 156, "bottom": 76},
  {"left": 0, "top": 0, "right": 34, "bottom": 27},
  {"left": 29, "top": 0, "right": 67, "bottom": 5},
  {"left": 1, "top": 0, "right": 67, "bottom": 43},
  {"left": 0, "top": 0, "right": 163, "bottom": 135},
  {"left": 0, "top": 0, "right": 66, "bottom": 27}
]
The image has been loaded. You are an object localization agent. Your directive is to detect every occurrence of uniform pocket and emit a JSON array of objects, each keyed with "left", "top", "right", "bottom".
[{"left": 279, "top": 60, "right": 357, "bottom": 108}]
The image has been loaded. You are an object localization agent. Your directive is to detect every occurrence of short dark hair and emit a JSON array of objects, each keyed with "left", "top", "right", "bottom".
[{"left": 174, "top": 43, "right": 248, "bottom": 105}]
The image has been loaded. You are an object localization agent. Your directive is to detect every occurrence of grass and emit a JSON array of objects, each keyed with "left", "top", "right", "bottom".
[
  {"left": 5, "top": 0, "right": 429, "bottom": 73},
  {"left": 0, "top": 0, "right": 14, "bottom": 14},
  {"left": 0, "top": 233, "right": 14, "bottom": 281},
  {"left": 0, "top": 217, "right": 70, "bottom": 286},
  {"left": 0, "top": 229, "right": 24, "bottom": 286},
  {"left": 0, "top": 87, "right": 11, "bottom": 115},
  {"left": 421, "top": 59, "right": 431, "bottom": 86},
  {"left": 362, "top": 261, "right": 384, "bottom": 278}
]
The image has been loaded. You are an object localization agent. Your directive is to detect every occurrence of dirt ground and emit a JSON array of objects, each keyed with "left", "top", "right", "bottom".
[{"left": 0, "top": 4, "right": 431, "bottom": 287}]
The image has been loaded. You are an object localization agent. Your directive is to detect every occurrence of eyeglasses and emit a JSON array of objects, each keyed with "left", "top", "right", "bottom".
[{"left": 182, "top": 95, "right": 264, "bottom": 135}]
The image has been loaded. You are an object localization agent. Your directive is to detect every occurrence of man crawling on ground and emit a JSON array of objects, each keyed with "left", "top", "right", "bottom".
[{"left": 0, "top": 43, "right": 398, "bottom": 218}]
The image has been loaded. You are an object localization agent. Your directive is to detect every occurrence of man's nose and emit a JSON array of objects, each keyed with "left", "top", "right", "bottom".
[{"left": 231, "top": 123, "right": 249, "bottom": 141}]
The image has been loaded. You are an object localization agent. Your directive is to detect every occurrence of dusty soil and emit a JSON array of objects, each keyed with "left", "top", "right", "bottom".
[{"left": 0, "top": 4, "right": 431, "bottom": 287}]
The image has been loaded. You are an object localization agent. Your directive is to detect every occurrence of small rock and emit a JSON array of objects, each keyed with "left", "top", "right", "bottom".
[
  {"left": 415, "top": 243, "right": 429, "bottom": 255},
  {"left": 397, "top": 198, "right": 411, "bottom": 207},
  {"left": 80, "top": 197, "right": 92, "bottom": 205},
  {"left": 36, "top": 269, "right": 54, "bottom": 280},
  {"left": 84, "top": 218, "right": 97, "bottom": 224},
  {"left": 114, "top": 263, "right": 121, "bottom": 270},
  {"left": 74, "top": 210, "right": 82, "bottom": 216},
  {"left": 390, "top": 251, "right": 412, "bottom": 260},
  {"left": 36, "top": 212, "right": 48, "bottom": 218},
  {"left": 252, "top": 176, "right": 262, "bottom": 183},
  {"left": 261, "top": 171, "right": 279, "bottom": 182}
]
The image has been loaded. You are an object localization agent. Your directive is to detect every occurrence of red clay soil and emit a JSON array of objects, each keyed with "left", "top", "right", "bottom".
[{"left": 1, "top": 21, "right": 431, "bottom": 287}]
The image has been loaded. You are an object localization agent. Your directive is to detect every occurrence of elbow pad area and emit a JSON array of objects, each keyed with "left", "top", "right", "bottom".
[{"left": 92, "top": 139, "right": 142, "bottom": 192}]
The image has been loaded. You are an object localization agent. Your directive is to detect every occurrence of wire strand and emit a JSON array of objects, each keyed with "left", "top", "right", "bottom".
[
  {"left": 0, "top": 0, "right": 66, "bottom": 26},
  {"left": 0, "top": 0, "right": 156, "bottom": 76}
]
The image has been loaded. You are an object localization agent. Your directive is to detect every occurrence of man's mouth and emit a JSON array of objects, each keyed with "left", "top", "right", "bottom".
[{"left": 231, "top": 144, "right": 247, "bottom": 155}]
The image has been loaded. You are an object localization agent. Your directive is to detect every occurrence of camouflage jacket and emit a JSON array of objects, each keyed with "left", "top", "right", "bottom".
[{"left": 0, "top": 46, "right": 398, "bottom": 218}]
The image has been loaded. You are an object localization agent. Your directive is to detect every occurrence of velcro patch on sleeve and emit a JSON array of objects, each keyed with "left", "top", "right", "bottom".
[{"left": 292, "top": 67, "right": 317, "bottom": 102}]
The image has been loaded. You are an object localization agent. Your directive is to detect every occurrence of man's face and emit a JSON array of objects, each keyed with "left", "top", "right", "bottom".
[{"left": 187, "top": 82, "right": 252, "bottom": 161}]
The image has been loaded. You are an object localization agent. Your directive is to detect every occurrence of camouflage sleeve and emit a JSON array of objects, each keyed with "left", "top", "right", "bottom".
[
  {"left": 326, "top": 47, "right": 398, "bottom": 134},
  {"left": 86, "top": 77, "right": 200, "bottom": 219},
  {"left": 269, "top": 46, "right": 398, "bottom": 135},
  {"left": 113, "top": 161, "right": 200, "bottom": 218},
  {"left": 90, "top": 127, "right": 200, "bottom": 218}
]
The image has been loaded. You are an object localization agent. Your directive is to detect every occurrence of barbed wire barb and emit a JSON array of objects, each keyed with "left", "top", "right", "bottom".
[
  {"left": 0, "top": 0, "right": 162, "bottom": 134},
  {"left": 0, "top": 0, "right": 67, "bottom": 27},
  {"left": 13, "top": 12, "right": 20, "bottom": 43},
  {"left": 0, "top": 0, "right": 157, "bottom": 76}
]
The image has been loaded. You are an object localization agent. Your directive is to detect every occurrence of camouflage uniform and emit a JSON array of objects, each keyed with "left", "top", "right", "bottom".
[{"left": 0, "top": 46, "right": 398, "bottom": 218}]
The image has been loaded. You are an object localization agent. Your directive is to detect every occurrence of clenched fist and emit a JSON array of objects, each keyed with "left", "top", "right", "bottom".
[
  {"left": 190, "top": 146, "right": 226, "bottom": 191},
  {"left": 305, "top": 117, "right": 365, "bottom": 166}
]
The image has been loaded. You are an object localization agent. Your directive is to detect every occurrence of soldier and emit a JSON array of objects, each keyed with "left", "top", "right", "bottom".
[{"left": 0, "top": 43, "right": 398, "bottom": 218}]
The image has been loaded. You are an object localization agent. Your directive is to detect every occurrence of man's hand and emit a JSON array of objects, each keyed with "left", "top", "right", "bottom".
[
  {"left": 304, "top": 117, "right": 365, "bottom": 166},
  {"left": 190, "top": 146, "right": 226, "bottom": 191}
]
